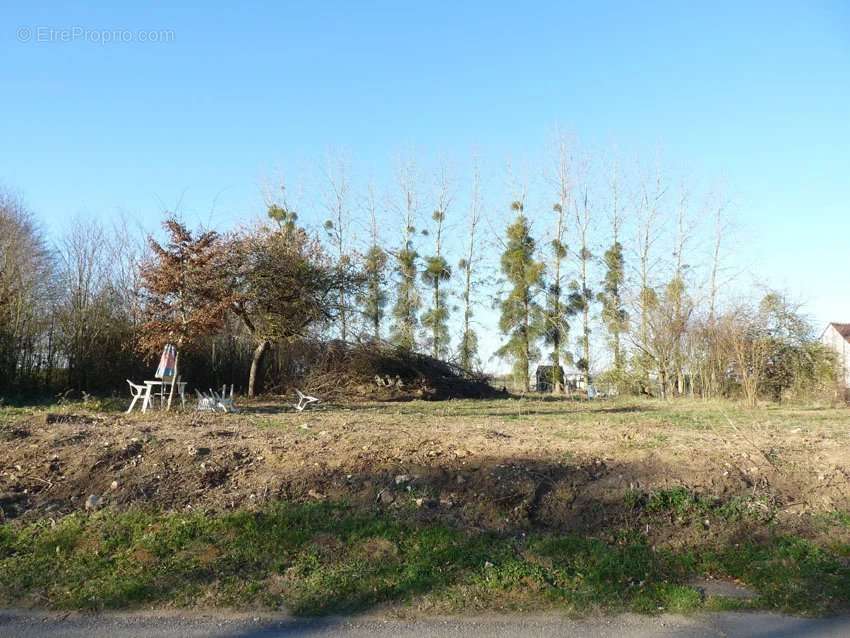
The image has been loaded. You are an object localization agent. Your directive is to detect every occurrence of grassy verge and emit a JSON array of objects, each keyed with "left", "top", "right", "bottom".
[{"left": 1, "top": 498, "right": 848, "bottom": 616}]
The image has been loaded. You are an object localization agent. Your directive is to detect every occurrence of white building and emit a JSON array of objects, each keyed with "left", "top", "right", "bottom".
[{"left": 821, "top": 323, "right": 850, "bottom": 388}]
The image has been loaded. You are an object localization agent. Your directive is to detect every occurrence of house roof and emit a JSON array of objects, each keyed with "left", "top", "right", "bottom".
[{"left": 828, "top": 323, "right": 850, "bottom": 342}]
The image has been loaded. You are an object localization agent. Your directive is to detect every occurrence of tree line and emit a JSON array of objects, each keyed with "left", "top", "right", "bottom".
[{"left": 0, "top": 140, "right": 840, "bottom": 404}]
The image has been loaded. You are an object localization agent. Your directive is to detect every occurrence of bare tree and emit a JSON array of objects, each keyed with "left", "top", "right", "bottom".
[
  {"left": 109, "top": 216, "right": 148, "bottom": 330},
  {"left": 669, "top": 182, "right": 694, "bottom": 395},
  {"left": 707, "top": 188, "right": 735, "bottom": 322},
  {"left": 421, "top": 163, "right": 453, "bottom": 359},
  {"left": 458, "top": 160, "right": 483, "bottom": 371},
  {"left": 543, "top": 136, "right": 572, "bottom": 392},
  {"left": 389, "top": 158, "right": 421, "bottom": 351},
  {"left": 598, "top": 156, "right": 629, "bottom": 385},
  {"left": 636, "top": 295, "right": 676, "bottom": 399},
  {"left": 57, "top": 219, "right": 110, "bottom": 390},
  {"left": 358, "top": 184, "right": 388, "bottom": 340},
  {"left": 569, "top": 164, "right": 594, "bottom": 389},
  {"left": 694, "top": 188, "right": 733, "bottom": 398},
  {"left": 633, "top": 162, "right": 667, "bottom": 392},
  {"left": 720, "top": 305, "right": 771, "bottom": 408},
  {"left": 0, "top": 189, "right": 56, "bottom": 390},
  {"left": 322, "top": 153, "right": 353, "bottom": 342}
]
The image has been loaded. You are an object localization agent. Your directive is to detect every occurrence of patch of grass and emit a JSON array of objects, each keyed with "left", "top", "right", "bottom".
[
  {"left": 1, "top": 500, "right": 848, "bottom": 616},
  {"left": 621, "top": 431, "right": 671, "bottom": 450},
  {"left": 641, "top": 487, "right": 774, "bottom": 524},
  {"left": 823, "top": 511, "right": 850, "bottom": 529},
  {"left": 646, "top": 487, "right": 702, "bottom": 517},
  {"left": 517, "top": 534, "right": 698, "bottom": 613},
  {"left": 696, "top": 536, "right": 850, "bottom": 614},
  {"left": 0, "top": 404, "right": 40, "bottom": 420},
  {"left": 0, "top": 395, "right": 128, "bottom": 419},
  {"left": 249, "top": 415, "right": 287, "bottom": 429},
  {"left": 81, "top": 396, "right": 128, "bottom": 413},
  {"left": 0, "top": 503, "right": 490, "bottom": 614}
]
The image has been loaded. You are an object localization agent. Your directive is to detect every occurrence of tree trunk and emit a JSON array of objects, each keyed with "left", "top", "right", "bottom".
[
  {"left": 583, "top": 304, "right": 591, "bottom": 388},
  {"left": 552, "top": 334, "right": 561, "bottom": 394},
  {"left": 248, "top": 339, "right": 271, "bottom": 398},
  {"left": 339, "top": 290, "right": 348, "bottom": 342},
  {"left": 523, "top": 296, "right": 531, "bottom": 393},
  {"left": 614, "top": 333, "right": 622, "bottom": 376},
  {"left": 432, "top": 279, "right": 440, "bottom": 358}
]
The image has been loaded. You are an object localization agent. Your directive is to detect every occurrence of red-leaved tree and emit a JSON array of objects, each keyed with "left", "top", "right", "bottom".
[{"left": 138, "top": 218, "right": 232, "bottom": 409}]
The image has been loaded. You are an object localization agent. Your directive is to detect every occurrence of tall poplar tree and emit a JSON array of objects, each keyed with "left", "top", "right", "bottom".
[
  {"left": 390, "top": 162, "right": 420, "bottom": 351},
  {"left": 599, "top": 241, "right": 628, "bottom": 376},
  {"left": 421, "top": 170, "right": 452, "bottom": 359},
  {"left": 568, "top": 187, "right": 594, "bottom": 388},
  {"left": 321, "top": 156, "right": 352, "bottom": 342},
  {"left": 669, "top": 185, "right": 692, "bottom": 395},
  {"left": 543, "top": 139, "right": 572, "bottom": 392},
  {"left": 635, "top": 167, "right": 665, "bottom": 392},
  {"left": 598, "top": 164, "right": 628, "bottom": 381},
  {"left": 458, "top": 163, "right": 482, "bottom": 371},
  {"left": 498, "top": 201, "right": 545, "bottom": 392},
  {"left": 358, "top": 186, "right": 388, "bottom": 339}
]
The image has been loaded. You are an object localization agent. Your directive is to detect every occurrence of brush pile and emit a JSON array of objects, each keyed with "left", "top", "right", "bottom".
[{"left": 287, "top": 340, "right": 502, "bottom": 401}]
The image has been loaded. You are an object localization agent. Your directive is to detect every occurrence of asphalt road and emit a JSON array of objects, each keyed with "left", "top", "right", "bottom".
[{"left": 2, "top": 610, "right": 850, "bottom": 638}]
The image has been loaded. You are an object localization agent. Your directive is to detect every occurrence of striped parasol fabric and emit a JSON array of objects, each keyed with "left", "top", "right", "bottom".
[{"left": 155, "top": 344, "right": 177, "bottom": 380}]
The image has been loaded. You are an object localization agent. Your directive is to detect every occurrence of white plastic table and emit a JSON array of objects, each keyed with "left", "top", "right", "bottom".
[{"left": 142, "top": 380, "right": 186, "bottom": 412}]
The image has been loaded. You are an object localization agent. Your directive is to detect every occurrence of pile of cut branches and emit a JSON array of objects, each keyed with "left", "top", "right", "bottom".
[{"left": 288, "top": 340, "right": 501, "bottom": 401}]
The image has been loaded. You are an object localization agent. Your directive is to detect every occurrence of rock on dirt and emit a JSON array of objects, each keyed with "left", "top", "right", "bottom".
[{"left": 688, "top": 577, "right": 757, "bottom": 601}]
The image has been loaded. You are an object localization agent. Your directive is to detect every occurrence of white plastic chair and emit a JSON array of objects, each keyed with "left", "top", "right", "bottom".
[
  {"left": 195, "top": 389, "right": 217, "bottom": 412},
  {"left": 212, "top": 384, "right": 237, "bottom": 413},
  {"left": 195, "top": 385, "right": 237, "bottom": 413},
  {"left": 293, "top": 389, "right": 319, "bottom": 412},
  {"left": 126, "top": 380, "right": 149, "bottom": 413}
]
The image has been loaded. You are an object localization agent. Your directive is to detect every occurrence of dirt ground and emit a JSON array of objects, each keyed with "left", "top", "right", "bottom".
[{"left": 2, "top": 397, "right": 849, "bottom": 543}]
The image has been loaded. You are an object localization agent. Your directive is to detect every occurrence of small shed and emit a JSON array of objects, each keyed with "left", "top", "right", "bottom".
[{"left": 535, "top": 365, "right": 565, "bottom": 392}]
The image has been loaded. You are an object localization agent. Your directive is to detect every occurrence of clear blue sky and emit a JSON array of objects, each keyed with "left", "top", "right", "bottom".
[{"left": 2, "top": 2, "right": 849, "bottom": 358}]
